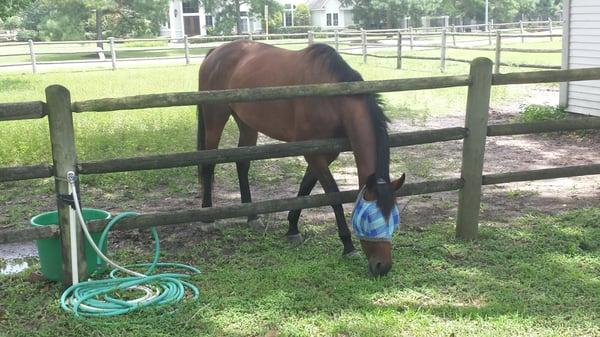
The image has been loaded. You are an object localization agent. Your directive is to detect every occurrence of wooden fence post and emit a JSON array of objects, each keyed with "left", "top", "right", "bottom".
[
  {"left": 452, "top": 25, "right": 456, "bottom": 46},
  {"left": 308, "top": 31, "right": 314, "bottom": 45},
  {"left": 397, "top": 31, "right": 402, "bottom": 70},
  {"left": 46, "top": 85, "right": 86, "bottom": 286},
  {"left": 519, "top": 21, "right": 525, "bottom": 43},
  {"left": 184, "top": 35, "right": 190, "bottom": 65},
  {"left": 361, "top": 28, "right": 367, "bottom": 63},
  {"left": 440, "top": 29, "right": 447, "bottom": 72},
  {"left": 494, "top": 31, "right": 501, "bottom": 74},
  {"left": 549, "top": 19, "right": 553, "bottom": 41},
  {"left": 109, "top": 37, "right": 117, "bottom": 70},
  {"left": 409, "top": 27, "right": 414, "bottom": 50},
  {"left": 28, "top": 39, "right": 37, "bottom": 74},
  {"left": 488, "top": 28, "right": 493, "bottom": 45},
  {"left": 456, "top": 58, "right": 493, "bottom": 240},
  {"left": 334, "top": 29, "right": 339, "bottom": 51}
]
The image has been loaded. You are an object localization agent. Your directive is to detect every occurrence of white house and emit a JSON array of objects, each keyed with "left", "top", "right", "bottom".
[
  {"left": 560, "top": 0, "right": 600, "bottom": 116},
  {"left": 305, "top": 0, "right": 354, "bottom": 29},
  {"left": 162, "top": 0, "right": 354, "bottom": 39},
  {"left": 162, "top": 0, "right": 262, "bottom": 39}
]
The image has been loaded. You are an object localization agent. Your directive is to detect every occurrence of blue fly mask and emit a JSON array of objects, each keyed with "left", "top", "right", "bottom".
[{"left": 351, "top": 185, "right": 400, "bottom": 242}]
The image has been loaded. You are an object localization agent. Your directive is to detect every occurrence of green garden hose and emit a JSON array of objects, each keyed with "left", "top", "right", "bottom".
[{"left": 60, "top": 176, "right": 201, "bottom": 317}]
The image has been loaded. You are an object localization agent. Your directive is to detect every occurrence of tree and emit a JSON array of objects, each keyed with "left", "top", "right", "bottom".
[
  {"left": 17, "top": 0, "right": 168, "bottom": 41},
  {"left": 534, "top": 0, "right": 560, "bottom": 19},
  {"left": 0, "top": 0, "right": 34, "bottom": 20},
  {"left": 20, "top": 0, "right": 90, "bottom": 40},
  {"left": 247, "top": 0, "right": 282, "bottom": 34},
  {"left": 294, "top": 3, "right": 310, "bottom": 26}
]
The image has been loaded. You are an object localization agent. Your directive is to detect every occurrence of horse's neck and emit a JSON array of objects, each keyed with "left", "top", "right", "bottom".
[{"left": 341, "top": 106, "right": 378, "bottom": 188}]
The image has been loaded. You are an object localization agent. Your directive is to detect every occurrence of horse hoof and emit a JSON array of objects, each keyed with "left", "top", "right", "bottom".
[
  {"left": 286, "top": 234, "right": 304, "bottom": 243},
  {"left": 343, "top": 250, "right": 361, "bottom": 258}
]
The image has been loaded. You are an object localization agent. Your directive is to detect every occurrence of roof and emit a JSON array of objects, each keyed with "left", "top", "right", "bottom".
[{"left": 306, "top": 0, "right": 327, "bottom": 10}]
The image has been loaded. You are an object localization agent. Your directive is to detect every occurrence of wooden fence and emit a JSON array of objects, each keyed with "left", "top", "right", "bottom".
[
  {"left": 1, "top": 58, "right": 600, "bottom": 284},
  {"left": 0, "top": 20, "right": 561, "bottom": 74}
]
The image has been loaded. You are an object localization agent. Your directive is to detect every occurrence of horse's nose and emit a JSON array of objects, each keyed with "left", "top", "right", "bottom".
[{"left": 368, "top": 260, "right": 392, "bottom": 277}]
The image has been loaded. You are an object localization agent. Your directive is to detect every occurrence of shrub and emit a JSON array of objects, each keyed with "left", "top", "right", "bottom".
[
  {"left": 274, "top": 25, "right": 321, "bottom": 34},
  {"left": 515, "top": 104, "right": 567, "bottom": 123}
]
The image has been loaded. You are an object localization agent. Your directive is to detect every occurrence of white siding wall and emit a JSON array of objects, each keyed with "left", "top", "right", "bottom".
[
  {"left": 565, "top": 0, "right": 600, "bottom": 116},
  {"left": 310, "top": 11, "right": 323, "bottom": 27}
]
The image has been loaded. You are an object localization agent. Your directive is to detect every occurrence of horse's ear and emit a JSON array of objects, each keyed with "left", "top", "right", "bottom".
[{"left": 391, "top": 173, "right": 406, "bottom": 191}]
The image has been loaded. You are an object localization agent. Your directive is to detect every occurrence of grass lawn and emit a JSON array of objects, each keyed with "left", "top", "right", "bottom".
[
  {"left": 1, "top": 208, "right": 600, "bottom": 336},
  {"left": 2, "top": 40, "right": 596, "bottom": 336}
]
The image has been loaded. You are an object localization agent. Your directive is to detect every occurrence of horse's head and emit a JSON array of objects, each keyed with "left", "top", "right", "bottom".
[{"left": 352, "top": 173, "right": 405, "bottom": 276}]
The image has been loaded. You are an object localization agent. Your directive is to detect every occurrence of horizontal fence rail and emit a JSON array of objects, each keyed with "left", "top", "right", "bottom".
[
  {"left": 0, "top": 178, "right": 465, "bottom": 244},
  {"left": 71, "top": 76, "right": 472, "bottom": 112},
  {"left": 483, "top": 164, "right": 600, "bottom": 185},
  {"left": 0, "top": 164, "right": 53, "bottom": 182},
  {"left": 69, "top": 68, "right": 600, "bottom": 113},
  {"left": 0, "top": 101, "right": 46, "bottom": 121},
  {"left": 78, "top": 128, "right": 467, "bottom": 174},
  {"left": 3, "top": 116, "right": 600, "bottom": 183}
]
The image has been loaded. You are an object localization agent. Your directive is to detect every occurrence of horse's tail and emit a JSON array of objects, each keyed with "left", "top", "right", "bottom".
[{"left": 196, "top": 104, "right": 205, "bottom": 151}]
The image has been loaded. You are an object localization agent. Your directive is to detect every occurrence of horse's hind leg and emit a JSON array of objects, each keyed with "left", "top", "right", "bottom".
[
  {"left": 233, "top": 116, "right": 259, "bottom": 222},
  {"left": 198, "top": 104, "right": 230, "bottom": 209},
  {"left": 305, "top": 155, "right": 356, "bottom": 256}
]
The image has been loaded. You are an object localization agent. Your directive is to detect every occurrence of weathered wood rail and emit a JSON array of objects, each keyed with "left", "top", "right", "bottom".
[{"left": 1, "top": 58, "right": 600, "bottom": 285}]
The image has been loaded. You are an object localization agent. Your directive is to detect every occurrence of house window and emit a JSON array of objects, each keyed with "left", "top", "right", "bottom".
[
  {"left": 283, "top": 4, "right": 295, "bottom": 27},
  {"left": 182, "top": 0, "right": 199, "bottom": 14},
  {"left": 205, "top": 15, "right": 213, "bottom": 27},
  {"left": 326, "top": 13, "right": 339, "bottom": 26},
  {"left": 240, "top": 12, "right": 250, "bottom": 33}
]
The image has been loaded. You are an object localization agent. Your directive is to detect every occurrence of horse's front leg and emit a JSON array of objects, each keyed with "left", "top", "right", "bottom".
[
  {"left": 286, "top": 166, "right": 318, "bottom": 242},
  {"left": 305, "top": 155, "right": 356, "bottom": 256}
]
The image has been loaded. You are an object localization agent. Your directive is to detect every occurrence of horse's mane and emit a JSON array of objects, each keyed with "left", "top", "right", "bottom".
[{"left": 304, "top": 43, "right": 394, "bottom": 217}]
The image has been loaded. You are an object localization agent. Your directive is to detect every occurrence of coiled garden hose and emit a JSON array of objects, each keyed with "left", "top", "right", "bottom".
[{"left": 60, "top": 173, "right": 200, "bottom": 317}]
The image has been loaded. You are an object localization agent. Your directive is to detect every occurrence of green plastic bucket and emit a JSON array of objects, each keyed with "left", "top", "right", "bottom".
[{"left": 30, "top": 208, "right": 111, "bottom": 281}]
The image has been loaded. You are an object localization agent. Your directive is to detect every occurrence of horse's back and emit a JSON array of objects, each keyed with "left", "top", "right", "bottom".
[{"left": 199, "top": 41, "right": 348, "bottom": 141}]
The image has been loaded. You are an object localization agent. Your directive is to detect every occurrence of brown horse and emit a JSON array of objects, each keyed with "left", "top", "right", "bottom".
[{"left": 197, "top": 40, "right": 404, "bottom": 276}]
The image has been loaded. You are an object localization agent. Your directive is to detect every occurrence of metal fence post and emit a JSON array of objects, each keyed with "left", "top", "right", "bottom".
[
  {"left": 28, "top": 39, "right": 37, "bottom": 74},
  {"left": 396, "top": 31, "right": 402, "bottom": 70},
  {"left": 109, "top": 37, "right": 117, "bottom": 70},
  {"left": 361, "top": 28, "right": 367, "bottom": 63},
  {"left": 440, "top": 29, "right": 447, "bottom": 72},
  {"left": 45, "top": 85, "right": 86, "bottom": 286},
  {"left": 456, "top": 58, "right": 493, "bottom": 240},
  {"left": 184, "top": 35, "right": 190, "bottom": 65},
  {"left": 494, "top": 31, "right": 502, "bottom": 74}
]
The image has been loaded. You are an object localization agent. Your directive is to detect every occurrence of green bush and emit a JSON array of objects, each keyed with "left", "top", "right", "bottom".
[
  {"left": 121, "top": 40, "right": 168, "bottom": 48},
  {"left": 274, "top": 25, "right": 321, "bottom": 34},
  {"left": 16, "top": 29, "right": 37, "bottom": 41},
  {"left": 515, "top": 104, "right": 567, "bottom": 123}
]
